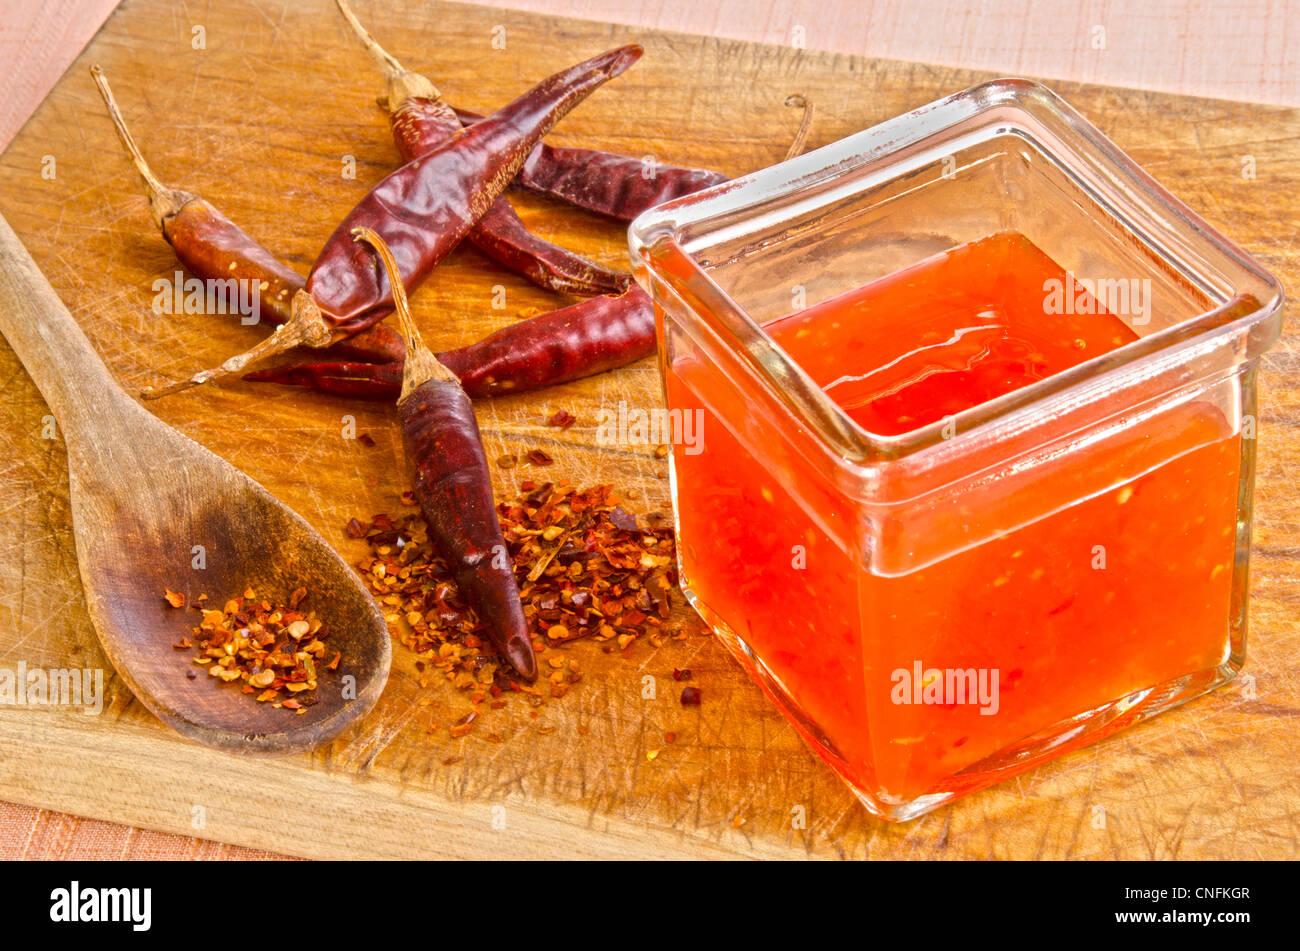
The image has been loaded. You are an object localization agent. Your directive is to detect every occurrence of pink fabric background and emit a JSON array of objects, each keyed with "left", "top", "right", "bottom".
[
  {"left": 0, "top": 0, "right": 1295, "bottom": 859},
  {"left": 2, "top": 0, "right": 1296, "bottom": 149}
]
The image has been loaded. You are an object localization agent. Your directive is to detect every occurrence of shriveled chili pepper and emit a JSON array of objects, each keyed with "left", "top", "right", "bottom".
[
  {"left": 246, "top": 284, "right": 655, "bottom": 400},
  {"left": 453, "top": 92, "right": 813, "bottom": 221},
  {"left": 452, "top": 107, "right": 729, "bottom": 221},
  {"left": 242, "top": 95, "right": 817, "bottom": 401},
  {"left": 145, "top": 43, "right": 643, "bottom": 399},
  {"left": 439, "top": 287, "right": 653, "bottom": 396},
  {"left": 247, "top": 359, "right": 405, "bottom": 399},
  {"left": 353, "top": 226, "right": 537, "bottom": 681},
  {"left": 90, "top": 66, "right": 406, "bottom": 366},
  {"left": 337, "top": 0, "right": 628, "bottom": 297}
]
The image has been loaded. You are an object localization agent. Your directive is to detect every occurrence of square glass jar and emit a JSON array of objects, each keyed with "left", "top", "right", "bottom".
[{"left": 628, "top": 79, "right": 1284, "bottom": 821}]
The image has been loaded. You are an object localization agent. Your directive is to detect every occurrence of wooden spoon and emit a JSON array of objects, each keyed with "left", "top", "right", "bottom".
[{"left": 0, "top": 211, "right": 390, "bottom": 755}]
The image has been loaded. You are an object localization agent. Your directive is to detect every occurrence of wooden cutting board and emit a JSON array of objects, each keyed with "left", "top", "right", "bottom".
[{"left": 0, "top": 0, "right": 1297, "bottom": 860}]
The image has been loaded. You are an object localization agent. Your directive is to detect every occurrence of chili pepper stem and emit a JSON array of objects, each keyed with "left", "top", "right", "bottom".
[
  {"left": 90, "top": 66, "right": 195, "bottom": 228},
  {"left": 140, "top": 290, "right": 333, "bottom": 399},
  {"left": 349, "top": 227, "right": 456, "bottom": 400},
  {"left": 334, "top": 0, "right": 441, "bottom": 107},
  {"left": 783, "top": 94, "right": 816, "bottom": 162}
]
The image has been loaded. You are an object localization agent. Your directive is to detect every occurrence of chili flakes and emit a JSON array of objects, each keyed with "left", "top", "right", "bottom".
[
  {"left": 167, "top": 587, "right": 334, "bottom": 714},
  {"left": 351, "top": 482, "right": 678, "bottom": 718}
]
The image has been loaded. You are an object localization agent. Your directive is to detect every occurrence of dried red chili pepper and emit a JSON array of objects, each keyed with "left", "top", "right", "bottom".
[
  {"left": 457, "top": 92, "right": 818, "bottom": 221},
  {"left": 245, "top": 284, "right": 655, "bottom": 399},
  {"left": 243, "top": 96, "right": 822, "bottom": 399},
  {"left": 439, "top": 286, "right": 654, "bottom": 397},
  {"left": 145, "top": 43, "right": 643, "bottom": 399},
  {"left": 337, "top": 0, "right": 628, "bottom": 297},
  {"left": 244, "top": 358, "right": 403, "bottom": 398},
  {"left": 452, "top": 107, "right": 729, "bottom": 221},
  {"left": 90, "top": 66, "right": 406, "bottom": 367},
  {"left": 308, "top": 43, "right": 641, "bottom": 329},
  {"left": 354, "top": 226, "right": 537, "bottom": 681}
]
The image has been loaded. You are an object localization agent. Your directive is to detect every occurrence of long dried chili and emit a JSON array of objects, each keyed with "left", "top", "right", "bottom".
[
  {"left": 452, "top": 93, "right": 815, "bottom": 222},
  {"left": 246, "top": 96, "right": 820, "bottom": 401},
  {"left": 246, "top": 358, "right": 405, "bottom": 399},
  {"left": 439, "top": 287, "right": 654, "bottom": 395},
  {"left": 452, "top": 107, "right": 729, "bottom": 220},
  {"left": 144, "top": 43, "right": 643, "bottom": 399},
  {"left": 456, "top": 93, "right": 812, "bottom": 219},
  {"left": 91, "top": 66, "right": 406, "bottom": 366},
  {"left": 247, "top": 285, "right": 655, "bottom": 399},
  {"left": 337, "top": 0, "right": 628, "bottom": 297},
  {"left": 353, "top": 226, "right": 537, "bottom": 681}
]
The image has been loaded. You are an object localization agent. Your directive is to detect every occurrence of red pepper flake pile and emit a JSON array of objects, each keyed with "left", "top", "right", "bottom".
[
  {"left": 547, "top": 410, "right": 576, "bottom": 430},
  {"left": 351, "top": 481, "right": 679, "bottom": 733},
  {"left": 164, "top": 586, "right": 336, "bottom": 713}
]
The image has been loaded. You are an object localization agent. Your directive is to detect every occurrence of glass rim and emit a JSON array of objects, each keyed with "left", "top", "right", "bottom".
[{"left": 628, "top": 78, "right": 1285, "bottom": 468}]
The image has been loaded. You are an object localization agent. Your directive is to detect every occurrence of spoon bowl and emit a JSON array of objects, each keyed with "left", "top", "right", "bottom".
[{"left": 0, "top": 211, "right": 390, "bottom": 755}]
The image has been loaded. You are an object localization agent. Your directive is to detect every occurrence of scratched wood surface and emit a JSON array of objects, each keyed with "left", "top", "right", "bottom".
[{"left": 0, "top": 0, "right": 1297, "bottom": 860}]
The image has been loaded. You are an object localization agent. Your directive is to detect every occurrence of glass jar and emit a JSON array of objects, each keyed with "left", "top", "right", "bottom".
[{"left": 628, "top": 79, "right": 1284, "bottom": 821}]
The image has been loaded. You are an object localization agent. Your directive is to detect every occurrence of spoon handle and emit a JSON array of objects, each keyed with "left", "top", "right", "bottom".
[{"left": 0, "top": 211, "right": 128, "bottom": 430}]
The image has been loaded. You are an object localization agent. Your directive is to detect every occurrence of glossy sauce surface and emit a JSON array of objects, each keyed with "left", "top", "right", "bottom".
[{"left": 765, "top": 231, "right": 1139, "bottom": 435}]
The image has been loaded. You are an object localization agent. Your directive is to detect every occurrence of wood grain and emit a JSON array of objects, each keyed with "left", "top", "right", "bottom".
[{"left": 0, "top": 0, "right": 1297, "bottom": 859}]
